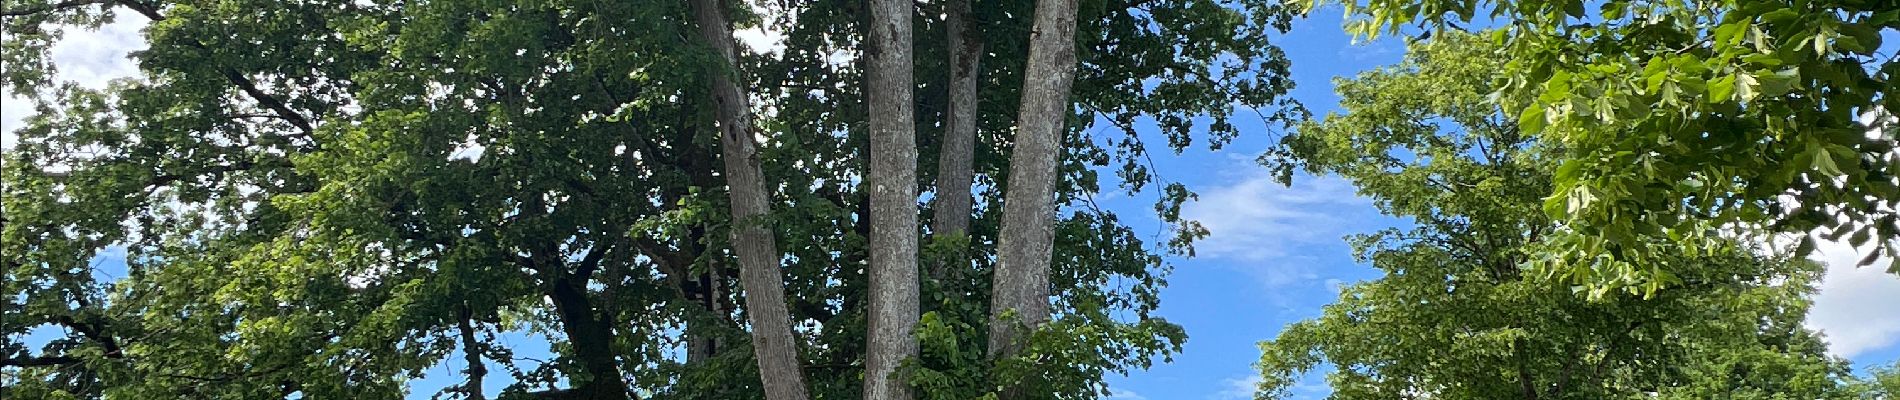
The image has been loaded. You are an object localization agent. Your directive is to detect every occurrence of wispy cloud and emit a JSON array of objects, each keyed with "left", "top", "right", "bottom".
[
  {"left": 1213, "top": 375, "right": 1263, "bottom": 400},
  {"left": 1180, "top": 164, "right": 1378, "bottom": 289},
  {"left": 1336, "top": 38, "right": 1402, "bottom": 62},
  {"left": 1106, "top": 388, "right": 1149, "bottom": 400},
  {"left": 1183, "top": 171, "right": 1368, "bottom": 262}
]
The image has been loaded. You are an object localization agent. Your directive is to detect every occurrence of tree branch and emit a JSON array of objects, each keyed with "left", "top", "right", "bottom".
[
  {"left": 53, "top": 314, "right": 123, "bottom": 358},
  {"left": 112, "top": 0, "right": 319, "bottom": 139},
  {"left": 457, "top": 305, "right": 488, "bottom": 400},
  {"left": 0, "top": 0, "right": 111, "bottom": 17},
  {"left": 0, "top": 354, "right": 82, "bottom": 367}
]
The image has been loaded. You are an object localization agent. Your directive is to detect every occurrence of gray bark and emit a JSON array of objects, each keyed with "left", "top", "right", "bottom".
[
  {"left": 691, "top": 1, "right": 813, "bottom": 400},
  {"left": 930, "top": 0, "right": 982, "bottom": 243},
  {"left": 863, "top": 0, "right": 921, "bottom": 398},
  {"left": 987, "top": 0, "right": 1079, "bottom": 376}
]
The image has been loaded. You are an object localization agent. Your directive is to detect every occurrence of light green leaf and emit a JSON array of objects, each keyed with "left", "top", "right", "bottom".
[{"left": 1707, "top": 74, "right": 1736, "bottom": 103}]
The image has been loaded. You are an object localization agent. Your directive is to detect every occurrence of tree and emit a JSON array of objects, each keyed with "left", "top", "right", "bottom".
[
  {"left": 1297, "top": 0, "right": 1900, "bottom": 292},
  {"left": 0, "top": 0, "right": 1300, "bottom": 399},
  {"left": 689, "top": 0, "right": 812, "bottom": 398},
  {"left": 928, "top": 0, "right": 982, "bottom": 272},
  {"left": 862, "top": 0, "right": 923, "bottom": 398},
  {"left": 1258, "top": 32, "right": 1854, "bottom": 399},
  {"left": 987, "top": 0, "right": 1080, "bottom": 396},
  {"left": 1850, "top": 362, "right": 1900, "bottom": 398}
]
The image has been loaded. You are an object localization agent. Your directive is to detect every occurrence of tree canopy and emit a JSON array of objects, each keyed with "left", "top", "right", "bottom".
[
  {"left": 1259, "top": 33, "right": 1854, "bottom": 399},
  {"left": 1303, "top": 0, "right": 1900, "bottom": 293},
  {"left": 1, "top": 0, "right": 1296, "bottom": 398},
  {"left": 3, "top": 0, "right": 1896, "bottom": 399}
]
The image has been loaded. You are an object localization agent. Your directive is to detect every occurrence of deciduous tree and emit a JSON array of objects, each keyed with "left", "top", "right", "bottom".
[{"left": 1259, "top": 33, "right": 1853, "bottom": 399}]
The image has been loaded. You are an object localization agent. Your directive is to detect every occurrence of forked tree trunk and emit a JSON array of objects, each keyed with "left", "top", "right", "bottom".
[
  {"left": 930, "top": 0, "right": 982, "bottom": 244},
  {"left": 863, "top": 0, "right": 921, "bottom": 398},
  {"left": 987, "top": 0, "right": 1080, "bottom": 392},
  {"left": 689, "top": 1, "right": 813, "bottom": 400}
]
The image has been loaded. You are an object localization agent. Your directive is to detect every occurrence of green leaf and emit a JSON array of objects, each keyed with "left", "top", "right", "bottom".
[
  {"left": 1812, "top": 23, "right": 1835, "bottom": 55},
  {"left": 1811, "top": 143, "right": 1845, "bottom": 177},
  {"left": 1519, "top": 105, "right": 1548, "bottom": 133},
  {"left": 1840, "top": 23, "right": 1883, "bottom": 55},
  {"left": 1753, "top": 68, "right": 1799, "bottom": 97},
  {"left": 1760, "top": 9, "right": 1799, "bottom": 24},
  {"left": 1707, "top": 74, "right": 1736, "bottom": 102},
  {"left": 1713, "top": 22, "right": 1745, "bottom": 45},
  {"left": 1736, "top": 72, "right": 1759, "bottom": 101},
  {"left": 1567, "top": 185, "right": 1597, "bottom": 215}
]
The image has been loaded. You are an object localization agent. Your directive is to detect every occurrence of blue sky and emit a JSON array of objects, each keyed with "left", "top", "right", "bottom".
[{"left": 8, "top": 6, "right": 1900, "bottom": 400}]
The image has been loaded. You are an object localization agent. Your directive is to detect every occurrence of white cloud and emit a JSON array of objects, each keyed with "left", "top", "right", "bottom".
[
  {"left": 1, "top": 93, "right": 32, "bottom": 148},
  {"left": 733, "top": 1, "right": 787, "bottom": 56},
  {"left": 1180, "top": 165, "right": 1376, "bottom": 289},
  {"left": 1214, "top": 375, "right": 1263, "bottom": 400},
  {"left": 734, "top": 26, "right": 785, "bottom": 56},
  {"left": 1800, "top": 107, "right": 1900, "bottom": 360},
  {"left": 49, "top": 18, "right": 148, "bottom": 89},
  {"left": 1183, "top": 172, "right": 1367, "bottom": 262},
  {"left": 1105, "top": 388, "right": 1149, "bottom": 400},
  {"left": 1804, "top": 235, "right": 1900, "bottom": 359},
  {"left": 2, "top": 16, "right": 149, "bottom": 148},
  {"left": 1865, "top": 106, "right": 1893, "bottom": 140},
  {"left": 1337, "top": 38, "right": 1402, "bottom": 62},
  {"left": 449, "top": 134, "right": 487, "bottom": 162}
]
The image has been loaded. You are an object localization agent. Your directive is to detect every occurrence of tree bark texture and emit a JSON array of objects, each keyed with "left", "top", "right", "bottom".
[
  {"left": 863, "top": 0, "right": 921, "bottom": 398},
  {"left": 930, "top": 0, "right": 982, "bottom": 243},
  {"left": 690, "top": 1, "right": 814, "bottom": 400},
  {"left": 987, "top": 0, "right": 1079, "bottom": 373}
]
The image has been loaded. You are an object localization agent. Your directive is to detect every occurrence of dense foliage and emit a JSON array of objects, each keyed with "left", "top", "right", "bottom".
[
  {"left": 0, "top": 0, "right": 1295, "bottom": 399},
  {"left": 4, "top": 0, "right": 1896, "bottom": 399},
  {"left": 1259, "top": 33, "right": 1855, "bottom": 399},
  {"left": 1305, "top": 0, "right": 1900, "bottom": 293}
]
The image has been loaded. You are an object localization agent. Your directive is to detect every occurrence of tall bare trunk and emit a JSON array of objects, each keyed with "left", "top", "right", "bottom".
[
  {"left": 930, "top": 0, "right": 982, "bottom": 243},
  {"left": 863, "top": 0, "right": 921, "bottom": 398},
  {"left": 986, "top": 0, "right": 1079, "bottom": 385},
  {"left": 690, "top": 1, "right": 812, "bottom": 400}
]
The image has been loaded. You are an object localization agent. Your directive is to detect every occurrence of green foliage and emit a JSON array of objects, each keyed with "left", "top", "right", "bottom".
[
  {"left": 1849, "top": 362, "right": 1900, "bottom": 398},
  {"left": 1300, "top": 0, "right": 1900, "bottom": 293},
  {"left": 1, "top": 0, "right": 1295, "bottom": 398},
  {"left": 1258, "top": 33, "right": 1854, "bottom": 399}
]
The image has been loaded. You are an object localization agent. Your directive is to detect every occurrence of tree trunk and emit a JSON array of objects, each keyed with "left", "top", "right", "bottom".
[
  {"left": 863, "top": 0, "right": 921, "bottom": 398},
  {"left": 986, "top": 0, "right": 1079, "bottom": 386},
  {"left": 683, "top": 124, "right": 729, "bottom": 368},
  {"left": 547, "top": 275, "right": 629, "bottom": 400},
  {"left": 457, "top": 305, "right": 488, "bottom": 400},
  {"left": 685, "top": 256, "right": 724, "bottom": 365},
  {"left": 690, "top": 2, "right": 813, "bottom": 400},
  {"left": 930, "top": 0, "right": 982, "bottom": 244}
]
